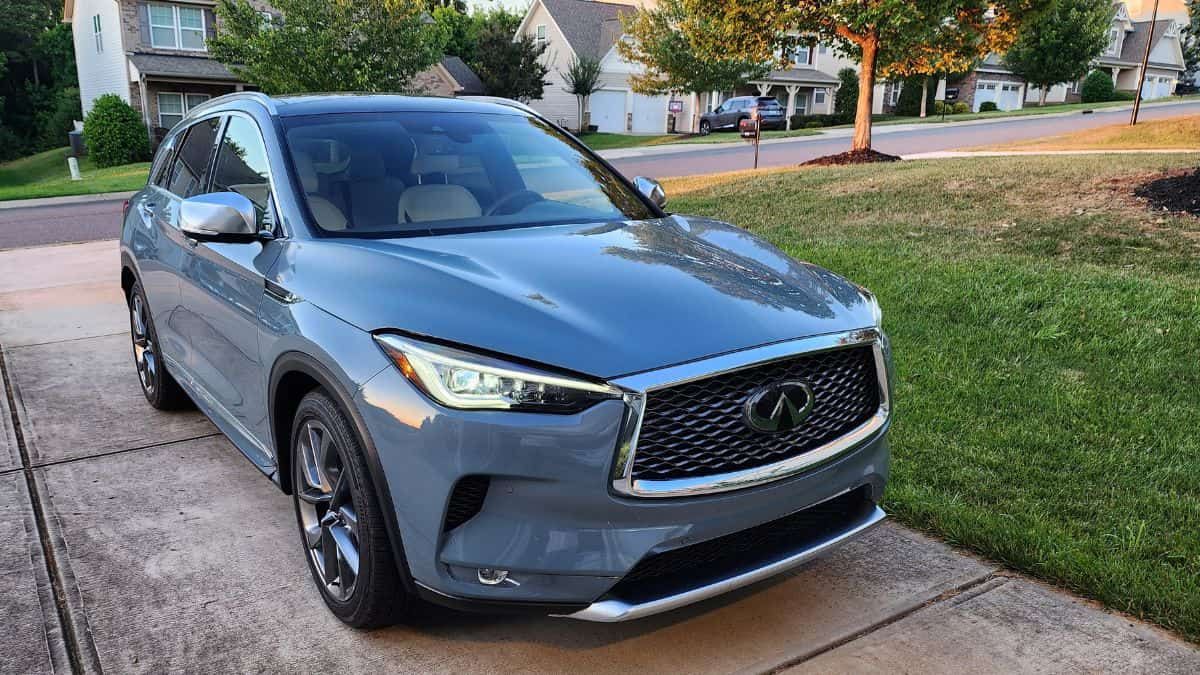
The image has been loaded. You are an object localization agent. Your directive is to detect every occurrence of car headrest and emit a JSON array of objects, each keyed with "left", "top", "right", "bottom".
[
  {"left": 398, "top": 184, "right": 481, "bottom": 223},
  {"left": 410, "top": 154, "right": 458, "bottom": 179}
]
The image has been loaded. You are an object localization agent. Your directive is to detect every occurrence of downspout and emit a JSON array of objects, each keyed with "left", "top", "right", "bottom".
[{"left": 139, "top": 74, "right": 153, "bottom": 144}]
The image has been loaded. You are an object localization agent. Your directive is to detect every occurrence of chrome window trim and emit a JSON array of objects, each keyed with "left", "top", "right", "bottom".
[{"left": 609, "top": 327, "right": 889, "bottom": 498}]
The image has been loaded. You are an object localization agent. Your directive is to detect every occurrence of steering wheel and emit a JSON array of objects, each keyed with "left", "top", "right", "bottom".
[{"left": 485, "top": 190, "right": 545, "bottom": 216}]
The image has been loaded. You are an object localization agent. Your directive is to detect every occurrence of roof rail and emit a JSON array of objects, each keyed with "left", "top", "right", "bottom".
[
  {"left": 188, "top": 90, "right": 278, "bottom": 117},
  {"left": 459, "top": 95, "right": 536, "bottom": 114}
]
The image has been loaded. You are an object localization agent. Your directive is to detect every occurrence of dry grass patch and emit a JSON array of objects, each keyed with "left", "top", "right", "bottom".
[{"left": 981, "top": 115, "right": 1200, "bottom": 151}]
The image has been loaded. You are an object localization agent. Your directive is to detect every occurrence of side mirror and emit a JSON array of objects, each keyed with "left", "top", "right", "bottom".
[
  {"left": 633, "top": 176, "right": 667, "bottom": 209},
  {"left": 180, "top": 192, "right": 257, "bottom": 240}
]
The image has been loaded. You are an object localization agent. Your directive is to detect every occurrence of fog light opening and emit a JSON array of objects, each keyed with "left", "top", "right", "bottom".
[{"left": 477, "top": 568, "right": 510, "bottom": 586}]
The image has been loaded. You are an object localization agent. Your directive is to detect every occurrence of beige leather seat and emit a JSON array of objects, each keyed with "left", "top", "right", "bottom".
[
  {"left": 293, "top": 152, "right": 348, "bottom": 231},
  {"left": 398, "top": 155, "right": 482, "bottom": 223}
]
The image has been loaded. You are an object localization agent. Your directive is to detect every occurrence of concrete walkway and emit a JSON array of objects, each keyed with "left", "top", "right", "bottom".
[{"left": 1, "top": 239, "right": 1198, "bottom": 673}]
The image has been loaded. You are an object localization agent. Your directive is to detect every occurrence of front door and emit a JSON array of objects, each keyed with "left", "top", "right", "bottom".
[{"left": 177, "top": 113, "right": 282, "bottom": 467}]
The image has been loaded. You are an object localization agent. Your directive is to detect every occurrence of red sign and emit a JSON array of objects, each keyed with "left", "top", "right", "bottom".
[{"left": 668, "top": 100, "right": 683, "bottom": 113}]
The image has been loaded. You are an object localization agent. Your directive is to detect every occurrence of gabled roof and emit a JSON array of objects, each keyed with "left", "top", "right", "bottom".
[
  {"left": 539, "top": 0, "right": 634, "bottom": 59},
  {"left": 440, "top": 56, "right": 486, "bottom": 95},
  {"left": 1118, "top": 19, "right": 1181, "bottom": 67}
]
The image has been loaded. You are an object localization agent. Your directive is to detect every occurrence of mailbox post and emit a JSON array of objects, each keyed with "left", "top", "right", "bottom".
[
  {"left": 942, "top": 88, "right": 959, "bottom": 122},
  {"left": 740, "top": 114, "right": 761, "bottom": 170}
]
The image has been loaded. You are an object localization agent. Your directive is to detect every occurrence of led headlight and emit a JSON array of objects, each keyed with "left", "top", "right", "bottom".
[{"left": 374, "top": 334, "right": 621, "bottom": 412}]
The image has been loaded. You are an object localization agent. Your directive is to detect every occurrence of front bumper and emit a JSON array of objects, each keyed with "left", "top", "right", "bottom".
[{"left": 353, "top": 330, "right": 891, "bottom": 619}]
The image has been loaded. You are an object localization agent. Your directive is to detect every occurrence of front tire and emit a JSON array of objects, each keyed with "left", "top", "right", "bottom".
[
  {"left": 699, "top": 120, "right": 711, "bottom": 136},
  {"left": 127, "top": 281, "right": 191, "bottom": 410},
  {"left": 291, "top": 389, "right": 412, "bottom": 628}
]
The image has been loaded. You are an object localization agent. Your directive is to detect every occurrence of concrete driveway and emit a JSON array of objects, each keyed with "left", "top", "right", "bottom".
[{"left": 2, "top": 240, "right": 1198, "bottom": 673}]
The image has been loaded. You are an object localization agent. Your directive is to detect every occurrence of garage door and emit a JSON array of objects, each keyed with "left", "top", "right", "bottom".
[
  {"left": 589, "top": 90, "right": 626, "bottom": 133},
  {"left": 1143, "top": 76, "right": 1173, "bottom": 100},
  {"left": 631, "top": 94, "right": 668, "bottom": 133},
  {"left": 974, "top": 82, "right": 1023, "bottom": 112}
]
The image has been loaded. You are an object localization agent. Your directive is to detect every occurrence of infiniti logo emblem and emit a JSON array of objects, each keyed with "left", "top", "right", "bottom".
[{"left": 743, "top": 381, "right": 815, "bottom": 433}]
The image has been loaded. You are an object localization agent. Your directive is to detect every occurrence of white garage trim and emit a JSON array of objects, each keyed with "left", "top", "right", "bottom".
[
  {"left": 974, "top": 80, "right": 1025, "bottom": 112},
  {"left": 589, "top": 88, "right": 629, "bottom": 133}
]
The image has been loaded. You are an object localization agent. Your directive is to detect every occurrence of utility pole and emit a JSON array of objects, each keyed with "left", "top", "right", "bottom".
[{"left": 1130, "top": 0, "right": 1161, "bottom": 126}]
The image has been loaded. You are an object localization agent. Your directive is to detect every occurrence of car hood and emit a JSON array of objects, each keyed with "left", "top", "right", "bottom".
[{"left": 276, "top": 215, "right": 876, "bottom": 379}]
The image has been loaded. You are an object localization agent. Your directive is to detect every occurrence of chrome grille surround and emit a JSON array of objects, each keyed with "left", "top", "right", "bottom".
[{"left": 609, "top": 328, "right": 890, "bottom": 498}]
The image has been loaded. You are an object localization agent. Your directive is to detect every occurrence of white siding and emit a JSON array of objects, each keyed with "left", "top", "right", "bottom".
[
  {"left": 1148, "top": 32, "right": 1183, "bottom": 68},
  {"left": 71, "top": 0, "right": 131, "bottom": 115},
  {"left": 520, "top": 1, "right": 582, "bottom": 129}
]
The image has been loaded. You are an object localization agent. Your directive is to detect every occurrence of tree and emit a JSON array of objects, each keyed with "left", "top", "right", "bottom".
[
  {"left": 655, "top": 0, "right": 1048, "bottom": 154},
  {"left": 1079, "top": 68, "right": 1115, "bottom": 102},
  {"left": 83, "top": 94, "right": 150, "bottom": 167},
  {"left": 432, "top": 5, "right": 480, "bottom": 63},
  {"left": 561, "top": 56, "right": 603, "bottom": 133},
  {"left": 1003, "top": 0, "right": 1112, "bottom": 106},
  {"left": 209, "top": 0, "right": 444, "bottom": 94},
  {"left": 472, "top": 21, "right": 550, "bottom": 102},
  {"left": 618, "top": 0, "right": 768, "bottom": 97},
  {"left": 1184, "top": 0, "right": 1200, "bottom": 82},
  {"left": 894, "top": 74, "right": 938, "bottom": 117},
  {"left": 833, "top": 67, "right": 858, "bottom": 117}
]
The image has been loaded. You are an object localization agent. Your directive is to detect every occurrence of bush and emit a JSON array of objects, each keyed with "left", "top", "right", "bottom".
[
  {"left": 37, "top": 87, "right": 82, "bottom": 150},
  {"left": 952, "top": 101, "right": 970, "bottom": 114},
  {"left": 82, "top": 94, "right": 150, "bottom": 167},
  {"left": 789, "top": 112, "right": 855, "bottom": 129},
  {"left": 1113, "top": 90, "right": 1136, "bottom": 101},
  {"left": 834, "top": 67, "right": 858, "bottom": 116},
  {"left": 0, "top": 125, "right": 25, "bottom": 162},
  {"left": 1080, "top": 70, "right": 1116, "bottom": 103},
  {"left": 804, "top": 120, "right": 823, "bottom": 129},
  {"left": 894, "top": 75, "right": 937, "bottom": 117},
  {"left": 978, "top": 101, "right": 999, "bottom": 112}
]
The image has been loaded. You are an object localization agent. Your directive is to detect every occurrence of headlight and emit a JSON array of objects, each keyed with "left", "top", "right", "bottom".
[{"left": 374, "top": 334, "right": 622, "bottom": 412}]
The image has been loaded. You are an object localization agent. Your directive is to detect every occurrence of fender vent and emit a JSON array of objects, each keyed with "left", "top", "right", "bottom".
[{"left": 443, "top": 476, "right": 490, "bottom": 532}]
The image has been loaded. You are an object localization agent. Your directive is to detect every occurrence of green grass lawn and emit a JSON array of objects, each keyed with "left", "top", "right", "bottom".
[
  {"left": 580, "top": 127, "right": 822, "bottom": 151},
  {"left": 664, "top": 154, "right": 1200, "bottom": 641},
  {"left": 877, "top": 94, "right": 1200, "bottom": 126},
  {"left": 0, "top": 147, "right": 150, "bottom": 202}
]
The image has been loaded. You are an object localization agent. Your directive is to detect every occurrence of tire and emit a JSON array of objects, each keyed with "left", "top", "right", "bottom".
[
  {"left": 127, "top": 281, "right": 191, "bottom": 410},
  {"left": 699, "top": 120, "right": 711, "bottom": 136},
  {"left": 291, "top": 389, "right": 412, "bottom": 628}
]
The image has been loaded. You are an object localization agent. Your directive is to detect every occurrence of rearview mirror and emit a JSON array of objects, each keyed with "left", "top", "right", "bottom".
[
  {"left": 633, "top": 176, "right": 667, "bottom": 209},
  {"left": 180, "top": 192, "right": 257, "bottom": 240}
]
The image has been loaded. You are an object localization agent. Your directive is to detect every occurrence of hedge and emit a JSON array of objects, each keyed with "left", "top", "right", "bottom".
[{"left": 82, "top": 94, "right": 151, "bottom": 167}]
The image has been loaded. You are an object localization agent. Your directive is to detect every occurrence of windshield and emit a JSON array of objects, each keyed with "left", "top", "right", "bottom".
[{"left": 281, "top": 111, "right": 656, "bottom": 236}]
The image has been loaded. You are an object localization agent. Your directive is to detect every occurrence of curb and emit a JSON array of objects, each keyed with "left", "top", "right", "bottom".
[{"left": 0, "top": 191, "right": 136, "bottom": 211}]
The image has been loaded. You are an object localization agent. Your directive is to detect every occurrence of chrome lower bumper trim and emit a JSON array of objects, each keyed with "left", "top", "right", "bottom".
[{"left": 557, "top": 504, "right": 886, "bottom": 622}]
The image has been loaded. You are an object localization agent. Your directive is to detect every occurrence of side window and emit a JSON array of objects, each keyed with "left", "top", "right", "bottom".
[
  {"left": 165, "top": 117, "right": 221, "bottom": 199},
  {"left": 211, "top": 115, "right": 273, "bottom": 228}
]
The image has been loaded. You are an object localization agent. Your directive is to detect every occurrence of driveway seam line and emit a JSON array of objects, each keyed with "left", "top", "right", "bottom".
[
  {"left": 32, "top": 432, "right": 224, "bottom": 469},
  {"left": 3, "top": 332, "right": 128, "bottom": 351},
  {"left": 759, "top": 571, "right": 1009, "bottom": 674},
  {"left": 0, "top": 344, "right": 101, "bottom": 674}
]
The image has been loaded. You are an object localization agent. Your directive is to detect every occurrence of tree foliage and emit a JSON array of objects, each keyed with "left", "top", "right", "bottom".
[
  {"left": 209, "top": 0, "right": 444, "bottom": 94},
  {"left": 1184, "top": 0, "right": 1200, "bottom": 80},
  {"left": 1003, "top": 0, "right": 1112, "bottom": 105},
  {"left": 472, "top": 21, "right": 550, "bottom": 102},
  {"left": 561, "top": 56, "right": 604, "bottom": 132},
  {"left": 640, "top": 0, "right": 1049, "bottom": 151},
  {"left": 617, "top": 0, "right": 768, "bottom": 95},
  {"left": 894, "top": 74, "right": 938, "bottom": 116},
  {"left": 833, "top": 67, "right": 859, "bottom": 116},
  {"left": 0, "top": 3, "right": 79, "bottom": 160},
  {"left": 83, "top": 94, "right": 150, "bottom": 168}
]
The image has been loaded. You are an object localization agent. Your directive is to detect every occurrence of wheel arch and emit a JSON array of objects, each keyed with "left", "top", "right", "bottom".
[
  {"left": 120, "top": 251, "right": 139, "bottom": 300},
  {"left": 268, "top": 350, "right": 417, "bottom": 592}
]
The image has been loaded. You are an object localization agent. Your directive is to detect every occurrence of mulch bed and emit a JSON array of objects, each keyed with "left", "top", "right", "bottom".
[
  {"left": 800, "top": 149, "right": 902, "bottom": 167},
  {"left": 1134, "top": 168, "right": 1200, "bottom": 217}
]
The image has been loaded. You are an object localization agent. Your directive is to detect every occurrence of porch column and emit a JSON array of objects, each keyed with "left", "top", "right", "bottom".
[
  {"left": 784, "top": 85, "right": 800, "bottom": 129},
  {"left": 756, "top": 82, "right": 772, "bottom": 97},
  {"left": 823, "top": 87, "right": 833, "bottom": 113},
  {"left": 1111, "top": 67, "right": 1120, "bottom": 85}
]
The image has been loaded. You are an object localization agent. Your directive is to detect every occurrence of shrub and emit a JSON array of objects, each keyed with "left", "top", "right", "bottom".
[
  {"left": 804, "top": 120, "right": 823, "bottom": 129},
  {"left": 978, "top": 101, "right": 999, "bottom": 112},
  {"left": 894, "top": 75, "right": 937, "bottom": 117},
  {"left": 834, "top": 67, "right": 858, "bottom": 116},
  {"left": 0, "top": 125, "right": 25, "bottom": 162},
  {"left": 1113, "top": 90, "right": 1136, "bottom": 101},
  {"left": 788, "top": 112, "right": 855, "bottom": 129},
  {"left": 952, "top": 101, "right": 970, "bottom": 114},
  {"left": 37, "top": 87, "right": 83, "bottom": 150},
  {"left": 1080, "top": 70, "right": 1115, "bottom": 103},
  {"left": 933, "top": 100, "right": 947, "bottom": 115},
  {"left": 82, "top": 94, "right": 150, "bottom": 167}
]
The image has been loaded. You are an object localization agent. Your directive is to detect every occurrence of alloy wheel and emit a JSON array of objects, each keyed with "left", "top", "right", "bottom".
[
  {"left": 130, "top": 294, "right": 157, "bottom": 394},
  {"left": 296, "top": 420, "right": 360, "bottom": 602}
]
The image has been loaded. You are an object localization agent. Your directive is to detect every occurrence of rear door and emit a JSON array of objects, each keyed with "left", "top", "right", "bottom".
[{"left": 177, "top": 112, "right": 283, "bottom": 465}]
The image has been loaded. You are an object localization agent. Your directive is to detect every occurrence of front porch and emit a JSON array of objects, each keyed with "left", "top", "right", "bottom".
[
  {"left": 744, "top": 69, "right": 839, "bottom": 128},
  {"left": 127, "top": 53, "right": 249, "bottom": 144}
]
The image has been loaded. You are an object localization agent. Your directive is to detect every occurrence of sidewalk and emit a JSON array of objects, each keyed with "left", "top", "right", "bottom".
[
  {"left": 1, "top": 239, "right": 1198, "bottom": 673},
  {"left": 0, "top": 190, "right": 134, "bottom": 211}
]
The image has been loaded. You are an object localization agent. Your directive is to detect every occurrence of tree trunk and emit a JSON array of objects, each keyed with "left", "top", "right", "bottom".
[
  {"left": 1038, "top": 86, "right": 1048, "bottom": 107},
  {"left": 919, "top": 78, "right": 928, "bottom": 118},
  {"left": 853, "top": 35, "right": 878, "bottom": 152}
]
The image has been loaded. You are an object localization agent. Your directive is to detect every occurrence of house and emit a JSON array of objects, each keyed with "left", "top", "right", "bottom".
[
  {"left": 61, "top": 0, "right": 485, "bottom": 141},
  {"left": 951, "top": 2, "right": 1186, "bottom": 112}
]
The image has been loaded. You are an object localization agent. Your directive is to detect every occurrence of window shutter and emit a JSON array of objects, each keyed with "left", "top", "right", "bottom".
[
  {"left": 138, "top": 2, "right": 150, "bottom": 46},
  {"left": 204, "top": 8, "right": 216, "bottom": 41}
]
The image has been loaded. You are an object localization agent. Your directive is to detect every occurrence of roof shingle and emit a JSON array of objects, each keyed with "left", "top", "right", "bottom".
[{"left": 540, "top": 0, "right": 634, "bottom": 59}]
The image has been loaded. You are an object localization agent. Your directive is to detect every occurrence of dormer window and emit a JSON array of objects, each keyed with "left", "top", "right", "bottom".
[
  {"left": 1164, "top": 22, "right": 1179, "bottom": 39},
  {"left": 1106, "top": 28, "right": 1120, "bottom": 56}
]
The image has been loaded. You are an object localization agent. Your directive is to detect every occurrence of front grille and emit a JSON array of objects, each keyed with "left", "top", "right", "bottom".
[
  {"left": 632, "top": 345, "right": 880, "bottom": 482},
  {"left": 443, "top": 476, "right": 489, "bottom": 532},
  {"left": 609, "top": 486, "right": 873, "bottom": 602}
]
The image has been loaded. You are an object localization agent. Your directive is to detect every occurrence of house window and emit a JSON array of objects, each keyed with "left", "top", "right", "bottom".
[
  {"left": 818, "top": 43, "right": 828, "bottom": 55},
  {"left": 92, "top": 15, "right": 103, "bottom": 52},
  {"left": 795, "top": 93, "right": 808, "bottom": 116},
  {"left": 792, "top": 45, "right": 811, "bottom": 66},
  {"left": 157, "top": 92, "right": 210, "bottom": 128},
  {"left": 535, "top": 24, "right": 547, "bottom": 48},
  {"left": 1107, "top": 28, "right": 1119, "bottom": 56},
  {"left": 149, "top": 3, "right": 206, "bottom": 51},
  {"left": 814, "top": 89, "right": 826, "bottom": 105}
]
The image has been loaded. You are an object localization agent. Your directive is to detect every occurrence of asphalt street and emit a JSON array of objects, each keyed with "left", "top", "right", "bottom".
[{"left": 0, "top": 100, "right": 1197, "bottom": 251}]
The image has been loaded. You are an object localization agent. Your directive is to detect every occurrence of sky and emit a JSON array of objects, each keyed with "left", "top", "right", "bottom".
[{"left": 467, "top": 0, "right": 533, "bottom": 13}]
